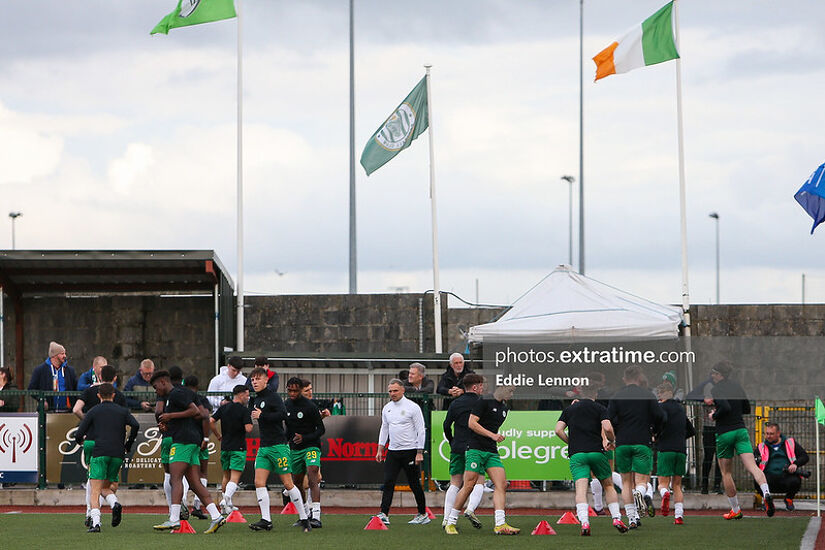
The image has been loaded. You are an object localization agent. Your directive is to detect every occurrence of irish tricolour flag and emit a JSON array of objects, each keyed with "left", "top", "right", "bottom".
[{"left": 593, "top": 1, "right": 679, "bottom": 81}]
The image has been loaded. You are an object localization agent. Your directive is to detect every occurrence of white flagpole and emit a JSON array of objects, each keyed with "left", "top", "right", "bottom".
[
  {"left": 235, "top": 0, "right": 245, "bottom": 352},
  {"left": 673, "top": 0, "right": 691, "bottom": 334},
  {"left": 424, "top": 65, "right": 443, "bottom": 353},
  {"left": 814, "top": 396, "right": 822, "bottom": 517}
]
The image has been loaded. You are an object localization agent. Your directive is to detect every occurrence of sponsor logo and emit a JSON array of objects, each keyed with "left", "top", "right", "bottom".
[
  {"left": 325, "top": 438, "right": 379, "bottom": 462},
  {"left": 0, "top": 421, "right": 34, "bottom": 463}
]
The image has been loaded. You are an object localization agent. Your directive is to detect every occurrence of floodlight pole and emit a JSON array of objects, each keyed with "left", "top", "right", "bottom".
[{"left": 9, "top": 212, "right": 22, "bottom": 250}]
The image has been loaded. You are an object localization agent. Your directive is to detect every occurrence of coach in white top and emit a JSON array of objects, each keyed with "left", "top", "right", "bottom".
[{"left": 374, "top": 379, "right": 429, "bottom": 525}]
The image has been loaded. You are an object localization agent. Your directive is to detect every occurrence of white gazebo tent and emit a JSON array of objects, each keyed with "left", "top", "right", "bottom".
[{"left": 468, "top": 265, "right": 683, "bottom": 344}]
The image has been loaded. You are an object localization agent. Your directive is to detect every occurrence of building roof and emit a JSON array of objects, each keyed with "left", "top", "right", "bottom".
[{"left": 0, "top": 250, "right": 233, "bottom": 296}]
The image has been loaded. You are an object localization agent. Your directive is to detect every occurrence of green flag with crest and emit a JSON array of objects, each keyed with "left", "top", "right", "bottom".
[
  {"left": 360, "top": 77, "right": 429, "bottom": 176},
  {"left": 151, "top": 0, "right": 236, "bottom": 35}
]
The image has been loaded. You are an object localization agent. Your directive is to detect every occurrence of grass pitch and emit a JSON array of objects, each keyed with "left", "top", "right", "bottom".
[{"left": 0, "top": 512, "right": 810, "bottom": 549}]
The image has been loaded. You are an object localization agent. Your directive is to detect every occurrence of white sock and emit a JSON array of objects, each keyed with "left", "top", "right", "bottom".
[
  {"left": 444, "top": 485, "right": 459, "bottom": 519},
  {"left": 225, "top": 481, "right": 238, "bottom": 504},
  {"left": 728, "top": 495, "right": 740, "bottom": 513},
  {"left": 467, "top": 483, "right": 484, "bottom": 514},
  {"left": 306, "top": 488, "right": 312, "bottom": 507},
  {"left": 181, "top": 476, "right": 190, "bottom": 505},
  {"left": 660, "top": 486, "right": 669, "bottom": 498},
  {"left": 288, "top": 486, "right": 308, "bottom": 520},
  {"left": 85, "top": 481, "right": 92, "bottom": 515},
  {"left": 193, "top": 477, "right": 208, "bottom": 509},
  {"left": 612, "top": 472, "right": 623, "bottom": 491},
  {"left": 170, "top": 504, "right": 181, "bottom": 523},
  {"left": 206, "top": 502, "right": 221, "bottom": 521},
  {"left": 675, "top": 502, "right": 684, "bottom": 518},
  {"left": 90, "top": 508, "right": 101, "bottom": 528},
  {"left": 646, "top": 482, "right": 653, "bottom": 498},
  {"left": 625, "top": 503, "right": 637, "bottom": 521},
  {"left": 635, "top": 484, "right": 646, "bottom": 497},
  {"left": 760, "top": 483, "right": 770, "bottom": 497},
  {"left": 576, "top": 502, "right": 589, "bottom": 525},
  {"left": 447, "top": 508, "right": 460, "bottom": 525},
  {"left": 99, "top": 495, "right": 106, "bottom": 506},
  {"left": 494, "top": 509, "right": 505, "bottom": 527},
  {"left": 163, "top": 473, "right": 172, "bottom": 507},
  {"left": 590, "top": 478, "right": 604, "bottom": 509},
  {"left": 608, "top": 501, "right": 621, "bottom": 520},
  {"left": 105, "top": 493, "right": 118, "bottom": 508},
  {"left": 256, "top": 488, "right": 271, "bottom": 521},
  {"left": 312, "top": 502, "right": 321, "bottom": 521}
]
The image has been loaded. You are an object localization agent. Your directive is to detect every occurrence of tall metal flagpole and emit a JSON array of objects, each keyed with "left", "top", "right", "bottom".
[
  {"left": 578, "top": 0, "right": 585, "bottom": 275},
  {"left": 424, "top": 65, "right": 443, "bottom": 353},
  {"left": 348, "top": 0, "right": 357, "bottom": 294},
  {"left": 814, "top": 402, "right": 822, "bottom": 517},
  {"left": 674, "top": 0, "right": 691, "bottom": 334},
  {"left": 673, "top": 2, "right": 695, "bottom": 410},
  {"left": 236, "top": 0, "right": 245, "bottom": 351}
]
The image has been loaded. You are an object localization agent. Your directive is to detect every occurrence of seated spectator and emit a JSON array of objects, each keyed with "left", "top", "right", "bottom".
[
  {"left": 754, "top": 422, "right": 810, "bottom": 511},
  {"left": 207, "top": 356, "right": 248, "bottom": 408},
  {"left": 404, "top": 363, "right": 434, "bottom": 393},
  {"left": 123, "top": 358, "right": 156, "bottom": 411},
  {"left": 0, "top": 367, "right": 20, "bottom": 412},
  {"left": 436, "top": 352, "right": 474, "bottom": 409},
  {"left": 77, "top": 356, "right": 108, "bottom": 391},
  {"left": 28, "top": 341, "right": 77, "bottom": 412}
]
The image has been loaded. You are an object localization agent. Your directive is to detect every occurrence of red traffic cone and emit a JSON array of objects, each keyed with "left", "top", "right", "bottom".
[
  {"left": 588, "top": 507, "right": 598, "bottom": 517},
  {"left": 364, "top": 516, "right": 389, "bottom": 530},
  {"left": 557, "top": 511, "right": 580, "bottom": 524},
  {"left": 531, "top": 520, "right": 557, "bottom": 535},
  {"left": 425, "top": 507, "right": 436, "bottom": 520},
  {"left": 280, "top": 501, "right": 298, "bottom": 514},
  {"left": 171, "top": 520, "right": 197, "bottom": 534},
  {"left": 226, "top": 510, "right": 246, "bottom": 523}
]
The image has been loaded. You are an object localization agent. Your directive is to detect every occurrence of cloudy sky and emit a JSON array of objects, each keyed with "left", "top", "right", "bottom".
[{"left": 1, "top": 0, "right": 823, "bottom": 308}]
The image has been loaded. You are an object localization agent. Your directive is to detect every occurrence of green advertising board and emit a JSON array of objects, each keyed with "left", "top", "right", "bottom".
[{"left": 431, "top": 411, "right": 571, "bottom": 480}]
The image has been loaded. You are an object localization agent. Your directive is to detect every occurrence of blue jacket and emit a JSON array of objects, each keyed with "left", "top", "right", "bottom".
[
  {"left": 77, "top": 369, "right": 97, "bottom": 391},
  {"left": 28, "top": 358, "right": 77, "bottom": 411},
  {"left": 123, "top": 372, "right": 153, "bottom": 409}
]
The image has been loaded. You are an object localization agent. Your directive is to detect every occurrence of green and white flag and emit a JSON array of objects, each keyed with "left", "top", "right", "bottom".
[
  {"left": 151, "top": 0, "right": 237, "bottom": 35},
  {"left": 360, "top": 76, "right": 429, "bottom": 176},
  {"left": 816, "top": 397, "right": 825, "bottom": 426}
]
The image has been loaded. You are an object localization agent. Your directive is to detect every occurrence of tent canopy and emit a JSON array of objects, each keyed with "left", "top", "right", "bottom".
[{"left": 468, "top": 265, "right": 683, "bottom": 344}]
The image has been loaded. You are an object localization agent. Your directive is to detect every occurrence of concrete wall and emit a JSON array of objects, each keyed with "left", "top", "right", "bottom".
[
  {"left": 691, "top": 304, "right": 825, "bottom": 336},
  {"left": 244, "top": 293, "right": 447, "bottom": 354}
]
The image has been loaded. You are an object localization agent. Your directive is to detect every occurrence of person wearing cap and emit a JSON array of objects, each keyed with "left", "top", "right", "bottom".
[
  {"left": 708, "top": 360, "right": 774, "bottom": 520},
  {"left": 28, "top": 341, "right": 77, "bottom": 411}
]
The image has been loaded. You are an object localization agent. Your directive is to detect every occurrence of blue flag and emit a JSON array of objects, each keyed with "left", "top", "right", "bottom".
[{"left": 795, "top": 162, "right": 825, "bottom": 234}]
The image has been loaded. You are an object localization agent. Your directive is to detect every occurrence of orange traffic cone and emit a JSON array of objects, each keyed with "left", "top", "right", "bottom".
[
  {"left": 226, "top": 510, "right": 246, "bottom": 523},
  {"left": 557, "top": 511, "right": 580, "bottom": 524},
  {"left": 588, "top": 507, "right": 598, "bottom": 517},
  {"left": 171, "top": 520, "right": 197, "bottom": 534},
  {"left": 280, "top": 501, "right": 298, "bottom": 514},
  {"left": 531, "top": 520, "right": 557, "bottom": 535},
  {"left": 364, "top": 516, "right": 389, "bottom": 530},
  {"left": 425, "top": 507, "right": 436, "bottom": 519}
]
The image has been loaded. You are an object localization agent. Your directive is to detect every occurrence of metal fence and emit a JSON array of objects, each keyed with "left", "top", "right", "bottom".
[{"left": 1, "top": 390, "right": 823, "bottom": 497}]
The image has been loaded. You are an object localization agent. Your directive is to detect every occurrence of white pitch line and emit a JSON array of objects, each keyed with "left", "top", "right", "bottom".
[{"left": 800, "top": 516, "right": 821, "bottom": 550}]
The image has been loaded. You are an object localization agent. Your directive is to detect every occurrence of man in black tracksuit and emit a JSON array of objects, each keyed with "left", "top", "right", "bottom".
[
  {"left": 655, "top": 382, "right": 695, "bottom": 523},
  {"left": 441, "top": 373, "right": 485, "bottom": 528},
  {"left": 285, "top": 377, "right": 325, "bottom": 528},
  {"left": 248, "top": 367, "right": 310, "bottom": 532},
  {"left": 607, "top": 366, "right": 666, "bottom": 526},
  {"left": 74, "top": 383, "right": 139, "bottom": 532},
  {"left": 709, "top": 360, "right": 773, "bottom": 519}
]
